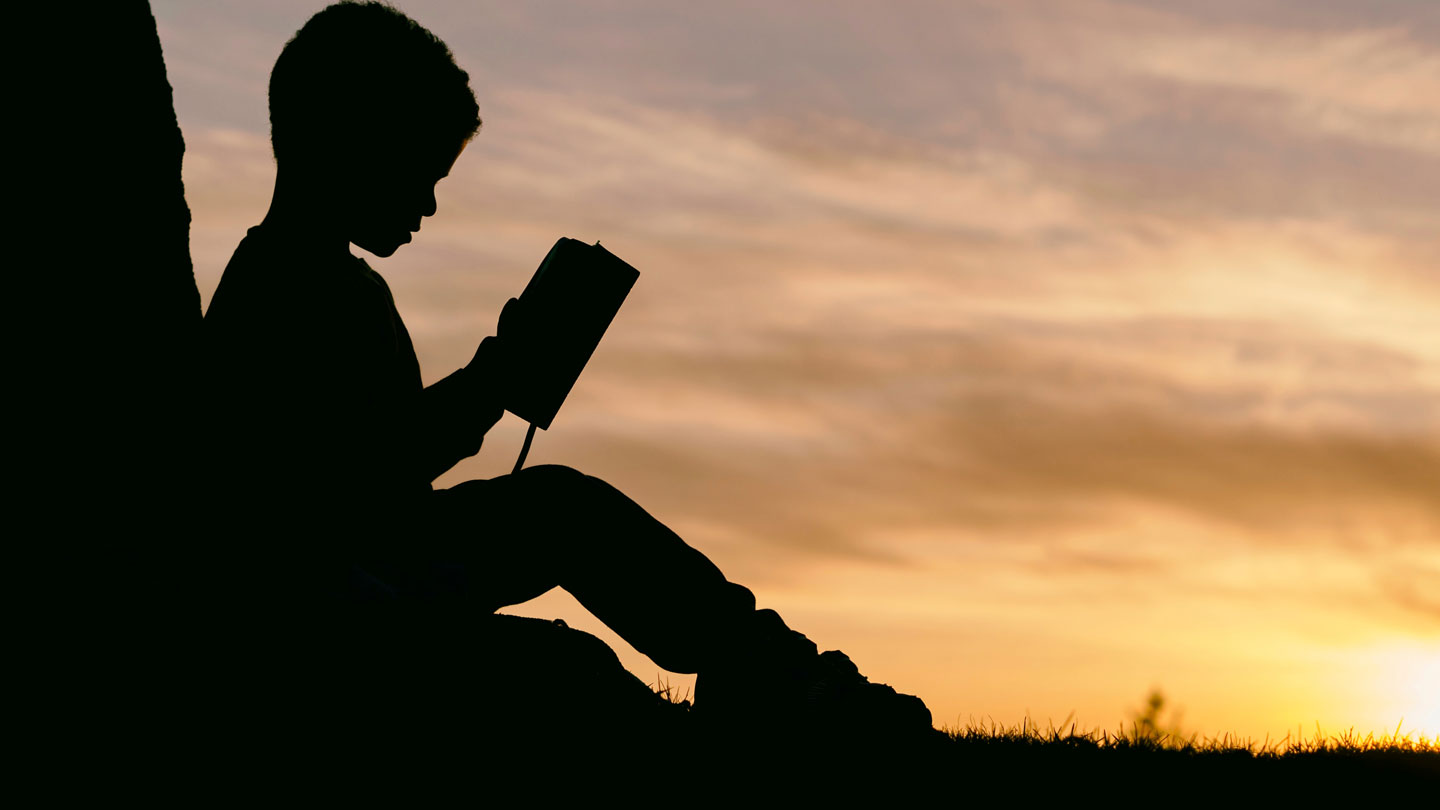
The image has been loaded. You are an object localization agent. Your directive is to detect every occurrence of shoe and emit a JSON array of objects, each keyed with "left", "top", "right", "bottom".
[
  {"left": 800, "top": 650, "right": 936, "bottom": 742},
  {"left": 695, "top": 613, "right": 936, "bottom": 746}
]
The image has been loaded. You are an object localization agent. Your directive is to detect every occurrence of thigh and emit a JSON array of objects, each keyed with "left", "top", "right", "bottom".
[{"left": 426, "top": 464, "right": 593, "bottom": 611}]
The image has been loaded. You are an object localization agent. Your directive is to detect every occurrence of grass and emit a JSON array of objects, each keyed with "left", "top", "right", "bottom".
[
  {"left": 930, "top": 716, "right": 1439, "bottom": 795},
  {"left": 639, "top": 679, "right": 1438, "bottom": 791},
  {"left": 946, "top": 712, "right": 1440, "bottom": 755}
]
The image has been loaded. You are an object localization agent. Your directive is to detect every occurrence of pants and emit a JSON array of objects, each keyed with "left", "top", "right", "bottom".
[{"left": 370, "top": 464, "right": 764, "bottom": 675}]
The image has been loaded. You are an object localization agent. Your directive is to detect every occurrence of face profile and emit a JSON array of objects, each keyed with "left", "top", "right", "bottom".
[
  {"left": 340, "top": 136, "right": 468, "bottom": 258},
  {"left": 263, "top": 1, "right": 482, "bottom": 258}
]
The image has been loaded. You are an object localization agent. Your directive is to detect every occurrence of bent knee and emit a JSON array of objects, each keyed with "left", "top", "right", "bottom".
[
  {"left": 515, "top": 463, "right": 588, "bottom": 488},
  {"left": 514, "top": 464, "right": 612, "bottom": 501},
  {"left": 518, "top": 461, "right": 630, "bottom": 504}
]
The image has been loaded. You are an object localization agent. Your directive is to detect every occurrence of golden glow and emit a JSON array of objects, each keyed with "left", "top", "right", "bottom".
[
  {"left": 1366, "top": 643, "right": 1440, "bottom": 740},
  {"left": 158, "top": 1, "right": 1440, "bottom": 741}
]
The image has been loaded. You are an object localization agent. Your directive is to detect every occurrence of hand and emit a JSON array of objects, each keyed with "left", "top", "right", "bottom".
[
  {"left": 467, "top": 297, "right": 529, "bottom": 396},
  {"left": 467, "top": 335, "right": 510, "bottom": 394},
  {"left": 497, "top": 296, "right": 528, "bottom": 342}
]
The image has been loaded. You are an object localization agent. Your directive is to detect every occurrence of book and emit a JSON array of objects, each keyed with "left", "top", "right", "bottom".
[{"left": 503, "top": 237, "right": 639, "bottom": 430}]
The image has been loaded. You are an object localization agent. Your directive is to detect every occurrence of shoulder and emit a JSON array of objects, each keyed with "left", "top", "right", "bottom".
[
  {"left": 207, "top": 227, "right": 365, "bottom": 323},
  {"left": 204, "top": 229, "right": 399, "bottom": 363},
  {"left": 207, "top": 229, "right": 347, "bottom": 354},
  {"left": 207, "top": 228, "right": 298, "bottom": 320}
]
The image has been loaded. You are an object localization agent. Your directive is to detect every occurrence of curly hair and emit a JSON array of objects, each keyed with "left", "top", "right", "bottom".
[{"left": 269, "top": 1, "right": 481, "bottom": 165}]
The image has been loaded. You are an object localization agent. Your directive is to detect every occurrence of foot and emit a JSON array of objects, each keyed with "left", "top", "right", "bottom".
[{"left": 695, "top": 611, "right": 936, "bottom": 745}]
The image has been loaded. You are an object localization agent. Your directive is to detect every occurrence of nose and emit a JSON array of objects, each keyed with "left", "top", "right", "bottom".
[{"left": 421, "top": 186, "right": 437, "bottom": 219}]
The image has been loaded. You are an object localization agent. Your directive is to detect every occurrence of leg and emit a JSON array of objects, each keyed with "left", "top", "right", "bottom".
[
  {"left": 380, "top": 464, "right": 934, "bottom": 741},
  {"left": 425, "top": 464, "right": 776, "bottom": 674}
]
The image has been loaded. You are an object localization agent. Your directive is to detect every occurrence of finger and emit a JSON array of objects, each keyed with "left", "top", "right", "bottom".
[
  {"left": 469, "top": 335, "right": 492, "bottom": 367},
  {"left": 498, "top": 297, "right": 520, "bottom": 334}
]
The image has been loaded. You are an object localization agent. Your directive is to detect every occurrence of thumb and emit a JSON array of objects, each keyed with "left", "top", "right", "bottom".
[{"left": 498, "top": 297, "right": 522, "bottom": 337}]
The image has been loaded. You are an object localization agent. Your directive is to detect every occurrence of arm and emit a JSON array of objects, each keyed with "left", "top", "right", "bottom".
[
  {"left": 406, "top": 298, "right": 525, "bottom": 482},
  {"left": 409, "top": 341, "right": 505, "bottom": 482}
]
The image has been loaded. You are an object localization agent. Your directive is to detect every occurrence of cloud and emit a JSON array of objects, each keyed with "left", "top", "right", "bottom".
[
  {"left": 158, "top": 1, "right": 1440, "bottom": 735},
  {"left": 171, "top": 5, "right": 1440, "bottom": 553},
  {"left": 509, "top": 315, "right": 1440, "bottom": 563},
  {"left": 1122, "top": 26, "right": 1440, "bottom": 153},
  {"left": 1377, "top": 566, "right": 1440, "bottom": 621}
]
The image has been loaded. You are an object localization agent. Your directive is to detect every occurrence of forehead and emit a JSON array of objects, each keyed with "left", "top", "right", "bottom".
[{"left": 436, "top": 137, "right": 467, "bottom": 177}]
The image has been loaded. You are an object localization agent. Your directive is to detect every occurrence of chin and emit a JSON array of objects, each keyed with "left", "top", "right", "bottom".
[{"left": 352, "top": 238, "right": 404, "bottom": 259}]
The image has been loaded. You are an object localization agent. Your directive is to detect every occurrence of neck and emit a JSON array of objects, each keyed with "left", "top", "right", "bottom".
[{"left": 260, "top": 166, "right": 351, "bottom": 257}]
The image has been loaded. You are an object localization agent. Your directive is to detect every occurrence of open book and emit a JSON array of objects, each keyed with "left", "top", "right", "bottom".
[{"left": 503, "top": 237, "right": 639, "bottom": 430}]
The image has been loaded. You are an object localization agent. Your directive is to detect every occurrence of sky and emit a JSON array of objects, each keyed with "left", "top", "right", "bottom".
[{"left": 153, "top": 0, "right": 1440, "bottom": 740}]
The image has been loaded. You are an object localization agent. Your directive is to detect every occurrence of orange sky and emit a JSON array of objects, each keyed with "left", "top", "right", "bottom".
[{"left": 154, "top": 0, "right": 1440, "bottom": 740}]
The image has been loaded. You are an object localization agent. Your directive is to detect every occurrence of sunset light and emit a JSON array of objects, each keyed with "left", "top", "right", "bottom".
[
  {"left": 1366, "top": 643, "right": 1440, "bottom": 740},
  {"left": 152, "top": 0, "right": 1439, "bottom": 745}
]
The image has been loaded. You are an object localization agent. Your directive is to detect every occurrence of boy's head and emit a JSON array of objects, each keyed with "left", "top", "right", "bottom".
[{"left": 269, "top": 1, "right": 481, "bottom": 256}]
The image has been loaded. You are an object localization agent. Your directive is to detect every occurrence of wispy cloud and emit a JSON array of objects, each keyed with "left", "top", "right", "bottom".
[{"left": 160, "top": 0, "right": 1440, "bottom": 737}]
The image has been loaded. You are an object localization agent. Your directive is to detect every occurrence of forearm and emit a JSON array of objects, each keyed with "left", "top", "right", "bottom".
[{"left": 411, "top": 365, "right": 503, "bottom": 482}]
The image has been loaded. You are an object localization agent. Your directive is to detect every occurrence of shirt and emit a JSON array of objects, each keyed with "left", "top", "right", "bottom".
[{"left": 203, "top": 225, "right": 489, "bottom": 554}]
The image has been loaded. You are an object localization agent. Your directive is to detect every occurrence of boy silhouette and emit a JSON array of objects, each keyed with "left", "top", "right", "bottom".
[{"left": 203, "top": 1, "right": 929, "bottom": 737}]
